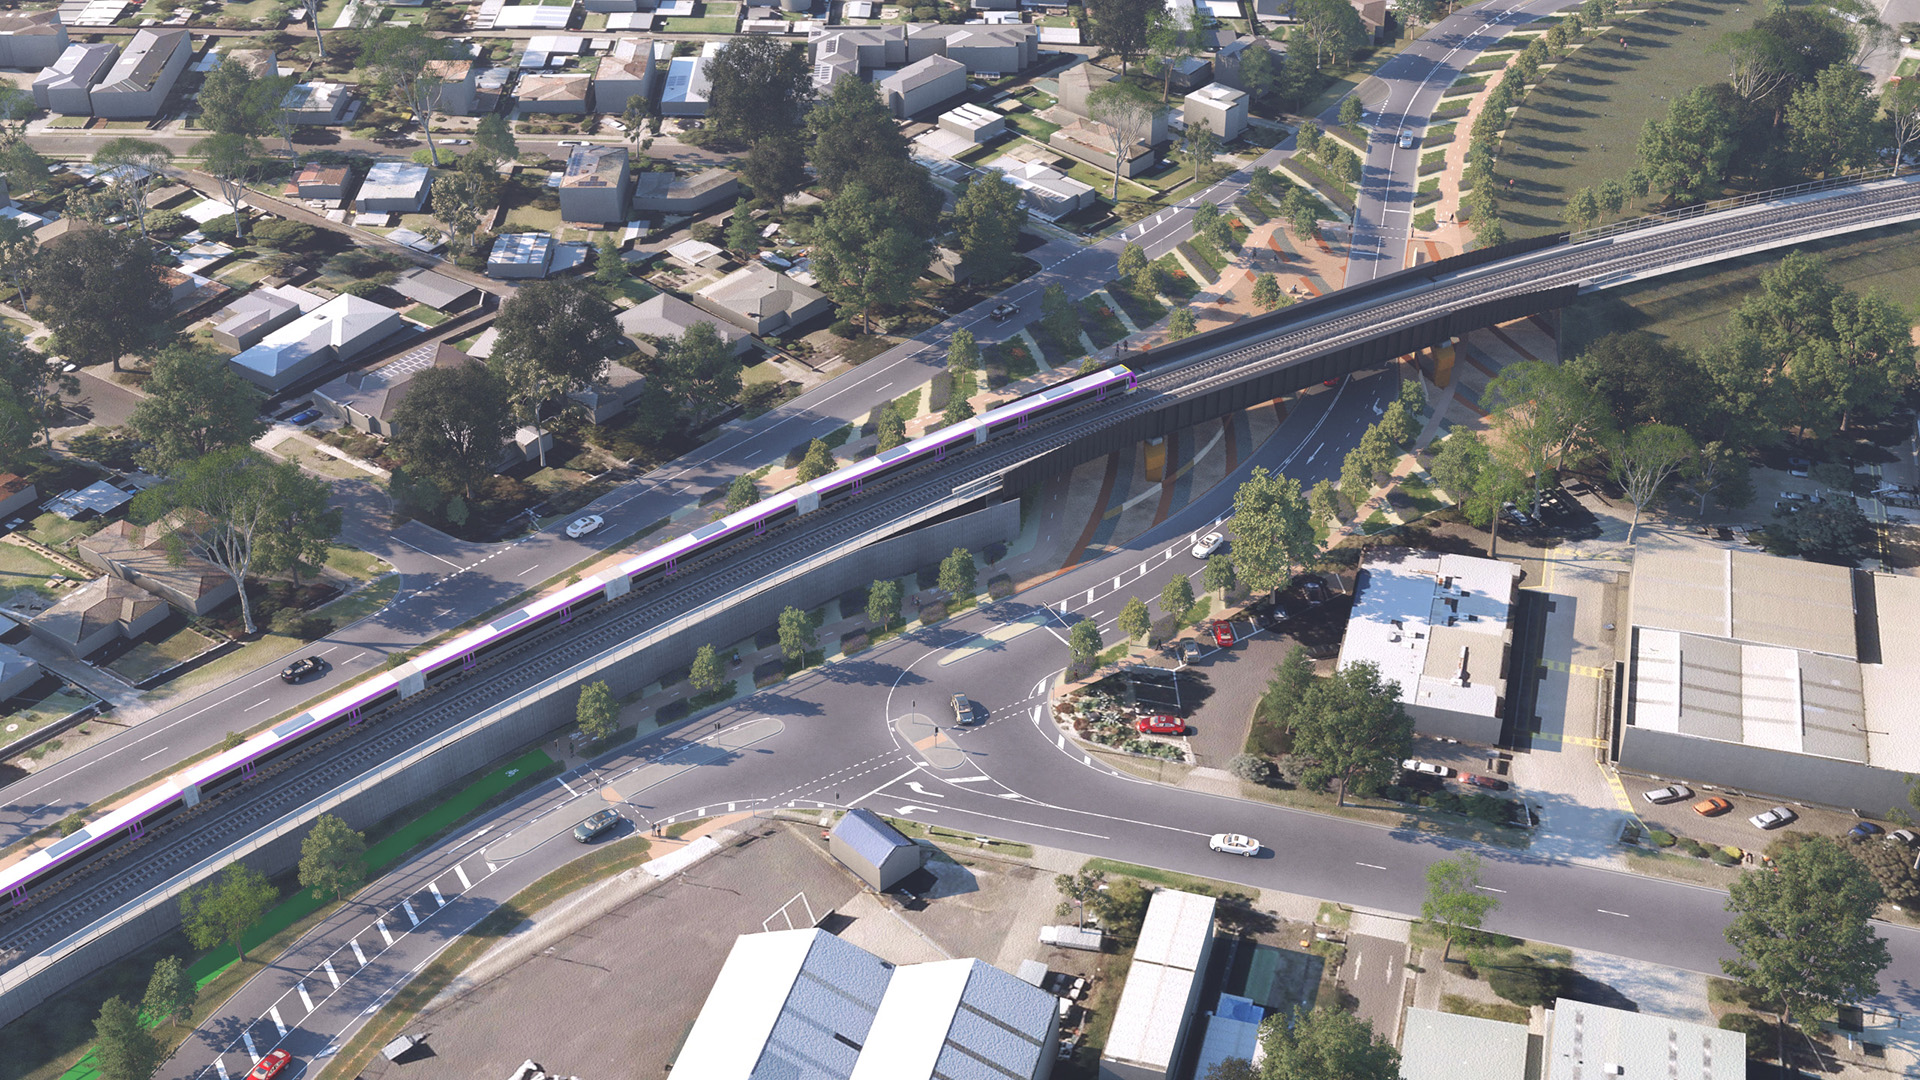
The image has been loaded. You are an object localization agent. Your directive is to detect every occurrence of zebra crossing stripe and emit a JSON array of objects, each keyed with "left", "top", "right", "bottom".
[
  {"left": 428, "top": 883, "right": 445, "bottom": 908},
  {"left": 269, "top": 1007, "right": 286, "bottom": 1038},
  {"left": 297, "top": 983, "right": 314, "bottom": 1014},
  {"left": 351, "top": 939, "right": 367, "bottom": 966},
  {"left": 402, "top": 900, "right": 420, "bottom": 927},
  {"left": 213, "top": 1058, "right": 230, "bottom": 1080},
  {"left": 242, "top": 1031, "right": 259, "bottom": 1063},
  {"left": 323, "top": 960, "right": 339, "bottom": 988},
  {"left": 378, "top": 919, "right": 394, "bottom": 946},
  {"left": 454, "top": 864, "right": 472, "bottom": 890}
]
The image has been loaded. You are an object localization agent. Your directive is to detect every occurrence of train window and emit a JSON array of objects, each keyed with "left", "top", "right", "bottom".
[{"left": 490, "top": 610, "right": 531, "bottom": 631}]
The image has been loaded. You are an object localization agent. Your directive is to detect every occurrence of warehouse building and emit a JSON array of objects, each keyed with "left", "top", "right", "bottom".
[{"left": 1100, "top": 889, "right": 1215, "bottom": 1080}]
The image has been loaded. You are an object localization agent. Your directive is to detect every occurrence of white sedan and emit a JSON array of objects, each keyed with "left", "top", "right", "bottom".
[
  {"left": 1192, "top": 532, "right": 1226, "bottom": 558},
  {"left": 1401, "top": 759, "right": 1457, "bottom": 778},
  {"left": 565, "top": 514, "right": 605, "bottom": 539},
  {"left": 1209, "top": 833, "right": 1261, "bottom": 856}
]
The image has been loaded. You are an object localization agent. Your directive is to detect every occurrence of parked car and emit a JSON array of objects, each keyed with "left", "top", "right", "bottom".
[
  {"left": 573, "top": 808, "right": 622, "bottom": 843},
  {"left": 1249, "top": 603, "right": 1285, "bottom": 632},
  {"left": 1192, "top": 532, "right": 1226, "bottom": 558},
  {"left": 566, "top": 514, "right": 604, "bottom": 538},
  {"left": 1293, "top": 575, "right": 1328, "bottom": 604},
  {"left": 1401, "top": 759, "right": 1456, "bottom": 778},
  {"left": 1208, "top": 832, "right": 1261, "bottom": 856},
  {"left": 280, "top": 656, "right": 326, "bottom": 683},
  {"left": 1208, "top": 620, "right": 1236, "bottom": 648},
  {"left": 288, "top": 408, "right": 322, "bottom": 425},
  {"left": 1777, "top": 490, "right": 1818, "bottom": 504},
  {"left": 248, "top": 1051, "right": 292, "bottom": 1080},
  {"left": 1787, "top": 456, "right": 1811, "bottom": 477},
  {"left": 1460, "top": 773, "right": 1509, "bottom": 791},
  {"left": 1848, "top": 821, "right": 1885, "bottom": 839},
  {"left": 1180, "top": 640, "right": 1205, "bottom": 663},
  {"left": 1892, "top": 829, "right": 1919, "bottom": 847},
  {"left": 988, "top": 302, "right": 1019, "bottom": 322},
  {"left": 1773, "top": 500, "right": 1804, "bottom": 514},
  {"left": 1749, "top": 806, "right": 1798, "bottom": 830},
  {"left": 1136, "top": 714, "right": 1185, "bottom": 735},
  {"left": 951, "top": 693, "right": 974, "bottom": 725},
  {"left": 1693, "top": 797, "right": 1733, "bottom": 816},
  {"left": 1642, "top": 784, "right": 1694, "bottom": 805}
]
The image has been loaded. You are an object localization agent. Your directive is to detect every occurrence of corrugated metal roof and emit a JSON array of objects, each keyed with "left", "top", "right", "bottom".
[
  {"left": 1133, "top": 888, "right": 1214, "bottom": 969},
  {"left": 833, "top": 808, "right": 914, "bottom": 865}
]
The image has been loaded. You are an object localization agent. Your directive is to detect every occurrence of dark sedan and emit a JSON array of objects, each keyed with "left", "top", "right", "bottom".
[{"left": 279, "top": 656, "right": 326, "bottom": 683}]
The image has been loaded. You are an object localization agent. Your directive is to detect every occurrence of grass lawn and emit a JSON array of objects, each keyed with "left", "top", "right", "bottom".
[
  {"left": 1390, "top": 475, "right": 1446, "bottom": 517},
  {"left": 214, "top": 259, "right": 279, "bottom": 289},
  {"left": 611, "top": 276, "right": 658, "bottom": 304},
  {"left": 881, "top": 815, "right": 1036, "bottom": 858},
  {"left": 105, "top": 624, "right": 224, "bottom": 685},
  {"left": 1151, "top": 253, "right": 1201, "bottom": 301},
  {"left": 1413, "top": 208, "right": 1437, "bottom": 230},
  {"left": 985, "top": 338, "right": 1039, "bottom": 380},
  {"left": 24, "top": 513, "right": 100, "bottom": 549},
  {"left": 1561, "top": 219, "right": 1920, "bottom": 357},
  {"left": 661, "top": 13, "right": 738, "bottom": 31},
  {"left": 1, "top": 682, "right": 96, "bottom": 747},
  {"left": 1106, "top": 278, "right": 1168, "bottom": 328},
  {"left": 404, "top": 304, "right": 451, "bottom": 326},
  {"left": 1004, "top": 112, "right": 1061, "bottom": 142},
  {"left": 1491, "top": 0, "right": 1756, "bottom": 237},
  {"left": 1078, "top": 296, "right": 1128, "bottom": 347},
  {"left": 1898, "top": 56, "right": 1919, "bottom": 77},
  {"left": 324, "top": 545, "right": 390, "bottom": 581},
  {"left": 0, "top": 543, "right": 79, "bottom": 598},
  {"left": 1081, "top": 858, "right": 1252, "bottom": 899},
  {"left": 500, "top": 206, "right": 562, "bottom": 233},
  {"left": 45, "top": 116, "right": 89, "bottom": 129},
  {"left": 742, "top": 359, "right": 788, "bottom": 386}
]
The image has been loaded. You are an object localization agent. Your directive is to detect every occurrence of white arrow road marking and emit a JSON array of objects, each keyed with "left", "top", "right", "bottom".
[
  {"left": 486, "top": 861, "right": 498, "bottom": 873},
  {"left": 351, "top": 939, "right": 367, "bottom": 965},
  {"left": 298, "top": 983, "right": 314, "bottom": 1015},
  {"left": 454, "top": 864, "right": 472, "bottom": 890},
  {"left": 896, "top": 805, "right": 939, "bottom": 813},
  {"left": 905, "top": 782, "right": 947, "bottom": 797},
  {"left": 268, "top": 1007, "right": 286, "bottom": 1037},
  {"left": 323, "top": 961, "right": 339, "bottom": 988},
  {"left": 428, "top": 883, "right": 445, "bottom": 908},
  {"left": 241, "top": 1032, "right": 259, "bottom": 1064}
]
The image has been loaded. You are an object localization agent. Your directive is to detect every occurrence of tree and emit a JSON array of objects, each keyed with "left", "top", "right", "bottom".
[
  {"left": 1482, "top": 360, "right": 1611, "bottom": 512},
  {"left": 1294, "top": 0, "right": 1368, "bottom": 69},
  {"left": 1563, "top": 186, "right": 1600, "bottom": 231},
  {"left": 948, "top": 328, "right": 979, "bottom": 375},
  {"left": 1772, "top": 497, "right": 1872, "bottom": 564},
  {"left": 1041, "top": 283, "right": 1081, "bottom": 354},
  {"left": 1090, "top": 0, "right": 1158, "bottom": 74},
  {"left": 810, "top": 181, "right": 932, "bottom": 332},
  {"left": 1167, "top": 308, "right": 1198, "bottom": 340},
  {"left": 1786, "top": 63, "right": 1878, "bottom": 177},
  {"left": 0, "top": 389, "right": 33, "bottom": 471},
  {"left": 1723, "top": 834, "right": 1888, "bottom": 1035},
  {"left": 877, "top": 406, "right": 907, "bottom": 451},
  {"left": 388, "top": 362, "right": 511, "bottom": 500},
  {"left": 473, "top": 112, "right": 519, "bottom": 167},
  {"left": 796, "top": 438, "right": 836, "bottom": 482},
  {"left": 1228, "top": 467, "right": 1314, "bottom": 595},
  {"left": 1611, "top": 423, "right": 1694, "bottom": 542},
  {"left": 724, "top": 197, "right": 757, "bottom": 255},
  {"left": 1118, "top": 596, "right": 1152, "bottom": 642},
  {"left": 254, "top": 459, "right": 343, "bottom": 589},
  {"left": 1566, "top": 331, "right": 1716, "bottom": 435},
  {"left": 1203, "top": 554, "right": 1235, "bottom": 597},
  {"left": 141, "top": 955, "right": 195, "bottom": 1029},
  {"left": 806, "top": 78, "right": 942, "bottom": 236},
  {"left": 596, "top": 232, "right": 627, "bottom": 288},
  {"left": 1843, "top": 834, "right": 1920, "bottom": 908},
  {"left": 1422, "top": 852, "right": 1498, "bottom": 961},
  {"left": 1308, "top": 477, "right": 1340, "bottom": 525},
  {"left": 1117, "top": 242, "right": 1150, "bottom": 292},
  {"left": 1260, "top": 1006, "right": 1400, "bottom": 1080},
  {"left": 1288, "top": 661, "right": 1413, "bottom": 805},
  {"left": 93, "top": 997, "right": 162, "bottom": 1080},
  {"left": 432, "top": 156, "right": 498, "bottom": 254},
  {"left": 1717, "top": 27, "right": 1797, "bottom": 105},
  {"left": 867, "top": 577, "right": 903, "bottom": 630},
  {"left": 1251, "top": 272, "right": 1284, "bottom": 311},
  {"left": 1637, "top": 85, "right": 1737, "bottom": 202},
  {"left": 704, "top": 36, "right": 813, "bottom": 145},
  {"left": 649, "top": 320, "right": 744, "bottom": 425},
  {"left": 1378, "top": 399, "right": 1419, "bottom": 448},
  {"left": 691, "top": 643, "right": 727, "bottom": 692},
  {"left": 1886, "top": 75, "right": 1920, "bottom": 178},
  {"left": 1160, "top": 572, "right": 1194, "bottom": 622},
  {"left": 94, "top": 137, "right": 173, "bottom": 239},
  {"left": 938, "top": 547, "right": 977, "bottom": 599},
  {"left": 1283, "top": 186, "right": 1323, "bottom": 242},
  {"left": 180, "top": 862, "right": 277, "bottom": 962},
  {"left": 778, "top": 605, "right": 817, "bottom": 660},
  {"left": 202, "top": 132, "right": 266, "bottom": 242},
  {"left": 1203, "top": 1059, "right": 1257, "bottom": 1080},
  {"left": 1068, "top": 618, "right": 1103, "bottom": 666},
  {"left": 577, "top": 680, "right": 618, "bottom": 742},
  {"left": 0, "top": 329, "right": 72, "bottom": 457},
  {"left": 198, "top": 57, "right": 292, "bottom": 136},
  {"left": 1236, "top": 39, "right": 1281, "bottom": 106},
  {"left": 365, "top": 25, "right": 462, "bottom": 165},
  {"left": 743, "top": 134, "right": 809, "bottom": 206},
  {"left": 949, "top": 173, "right": 1028, "bottom": 284},
  {"left": 490, "top": 280, "right": 620, "bottom": 466},
  {"left": 1148, "top": 6, "right": 1202, "bottom": 101},
  {"left": 726, "top": 472, "right": 760, "bottom": 512},
  {"left": 298, "top": 813, "right": 368, "bottom": 903},
  {"left": 30, "top": 226, "right": 171, "bottom": 372},
  {"left": 1088, "top": 82, "right": 1161, "bottom": 199}
]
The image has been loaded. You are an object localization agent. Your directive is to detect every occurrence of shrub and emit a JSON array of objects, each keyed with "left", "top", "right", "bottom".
[
  {"left": 830, "top": 318, "right": 861, "bottom": 339},
  {"left": 1227, "top": 754, "right": 1272, "bottom": 783},
  {"left": 270, "top": 609, "right": 332, "bottom": 640},
  {"left": 144, "top": 209, "right": 188, "bottom": 236},
  {"left": 1711, "top": 848, "right": 1741, "bottom": 867},
  {"left": 987, "top": 574, "right": 1014, "bottom": 600},
  {"left": 1680, "top": 838, "right": 1710, "bottom": 858},
  {"left": 1647, "top": 829, "right": 1676, "bottom": 848},
  {"left": 1274, "top": 754, "right": 1309, "bottom": 787},
  {"left": 1719, "top": 1013, "right": 1770, "bottom": 1057},
  {"left": 919, "top": 600, "right": 947, "bottom": 625},
  {"left": 1486, "top": 959, "right": 1569, "bottom": 1007},
  {"left": 199, "top": 213, "right": 242, "bottom": 242}
]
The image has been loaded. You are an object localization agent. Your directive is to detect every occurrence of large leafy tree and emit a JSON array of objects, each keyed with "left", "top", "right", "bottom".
[
  {"left": 1481, "top": 360, "right": 1611, "bottom": 512},
  {"left": 1260, "top": 1006, "right": 1401, "bottom": 1080},
  {"left": 1566, "top": 331, "right": 1717, "bottom": 436},
  {"left": 1286, "top": 660, "right": 1414, "bottom": 806},
  {"left": 30, "top": 226, "right": 171, "bottom": 372},
  {"left": 432, "top": 154, "right": 500, "bottom": 253},
  {"left": 1293, "top": 0, "right": 1368, "bottom": 70},
  {"left": 742, "top": 134, "right": 808, "bottom": 206},
  {"left": 806, "top": 78, "right": 943, "bottom": 237},
  {"left": 1771, "top": 497, "right": 1872, "bottom": 564},
  {"left": 0, "top": 327, "right": 76, "bottom": 456},
  {"left": 704, "top": 36, "right": 813, "bottom": 145},
  {"left": 473, "top": 113, "right": 519, "bottom": 168},
  {"left": 1610, "top": 423, "right": 1695, "bottom": 543},
  {"left": 198, "top": 56, "right": 293, "bottom": 135},
  {"left": 867, "top": 577, "right": 902, "bottom": 630},
  {"left": 949, "top": 173, "right": 1028, "bottom": 285},
  {"left": 365, "top": 25, "right": 463, "bottom": 165},
  {"left": 1089, "top": 0, "right": 1158, "bottom": 74},
  {"left": 141, "top": 955, "right": 196, "bottom": 1029},
  {"left": 489, "top": 279, "right": 621, "bottom": 466},
  {"left": 646, "top": 319, "right": 743, "bottom": 422},
  {"left": 1088, "top": 81, "right": 1161, "bottom": 199},
  {"left": 810, "top": 181, "right": 932, "bottom": 332},
  {"left": 298, "top": 813, "right": 368, "bottom": 903},
  {"left": 1422, "top": 852, "right": 1498, "bottom": 961},
  {"left": 200, "top": 132, "right": 263, "bottom": 242},
  {"left": 778, "top": 604, "right": 818, "bottom": 660},
  {"left": 388, "top": 361, "right": 512, "bottom": 499},
  {"left": 92, "top": 997, "right": 162, "bottom": 1080},
  {"left": 1226, "top": 466, "right": 1314, "bottom": 595},
  {"left": 1636, "top": 85, "right": 1737, "bottom": 202},
  {"left": 179, "top": 861, "right": 278, "bottom": 962},
  {"left": 1723, "top": 835, "right": 1888, "bottom": 1037},
  {"left": 1785, "top": 63, "right": 1879, "bottom": 177},
  {"left": 577, "top": 680, "right": 618, "bottom": 742},
  {"left": 128, "top": 344, "right": 265, "bottom": 475},
  {"left": 93, "top": 137, "right": 173, "bottom": 239},
  {"left": 1147, "top": 6, "right": 1201, "bottom": 102},
  {"left": 1428, "top": 429, "right": 1526, "bottom": 556}
]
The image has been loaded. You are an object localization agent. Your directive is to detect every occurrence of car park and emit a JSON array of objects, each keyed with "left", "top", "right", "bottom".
[
  {"left": 1248, "top": 603, "right": 1285, "bottom": 631},
  {"left": 1192, "top": 532, "right": 1226, "bottom": 558},
  {"left": 1749, "top": 806, "right": 1798, "bottom": 830},
  {"left": 1693, "top": 797, "right": 1733, "bottom": 816},
  {"left": 951, "top": 693, "right": 974, "bottom": 725},
  {"left": 573, "top": 808, "right": 621, "bottom": 842},
  {"left": 1208, "top": 620, "right": 1236, "bottom": 648},
  {"left": 1460, "top": 773, "right": 1509, "bottom": 791},
  {"left": 1208, "top": 832, "right": 1260, "bottom": 856},
  {"left": 1136, "top": 715, "right": 1185, "bottom": 735},
  {"left": 280, "top": 656, "right": 326, "bottom": 683},
  {"left": 989, "top": 303, "right": 1019, "bottom": 322},
  {"left": 566, "top": 514, "right": 604, "bottom": 538},
  {"left": 249, "top": 1051, "right": 292, "bottom": 1080},
  {"left": 1401, "top": 759, "right": 1456, "bottom": 778},
  {"left": 1642, "top": 784, "right": 1694, "bottom": 805},
  {"left": 1848, "top": 821, "right": 1885, "bottom": 839},
  {"left": 288, "top": 408, "right": 322, "bottom": 425}
]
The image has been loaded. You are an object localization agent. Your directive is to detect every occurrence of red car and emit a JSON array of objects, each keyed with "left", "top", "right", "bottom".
[
  {"left": 1136, "top": 715, "right": 1186, "bottom": 735},
  {"left": 249, "top": 1051, "right": 292, "bottom": 1080},
  {"left": 1460, "top": 773, "right": 1509, "bottom": 791},
  {"left": 1208, "top": 621, "right": 1236, "bottom": 648}
]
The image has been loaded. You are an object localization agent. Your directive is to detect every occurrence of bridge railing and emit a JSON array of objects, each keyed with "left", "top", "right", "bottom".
[{"left": 1567, "top": 166, "right": 1898, "bottom": 245}]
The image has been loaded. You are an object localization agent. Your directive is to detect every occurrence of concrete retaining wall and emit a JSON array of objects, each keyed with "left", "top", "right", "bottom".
[{"left": 1618, "top": 726, "right": 1913, "bottom": 820}]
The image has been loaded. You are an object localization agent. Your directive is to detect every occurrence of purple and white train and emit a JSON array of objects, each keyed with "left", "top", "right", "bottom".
[{"left": 0, "top": 362, "right": 1138, "bottom": 910}]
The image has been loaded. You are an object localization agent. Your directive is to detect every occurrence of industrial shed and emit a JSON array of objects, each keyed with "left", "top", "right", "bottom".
[
  {"left": 828, "top": 808, "right": 925, "bottom": 892},
  {"left": 1101, "top": 889, "right": 1215, "bottom": 1080}
]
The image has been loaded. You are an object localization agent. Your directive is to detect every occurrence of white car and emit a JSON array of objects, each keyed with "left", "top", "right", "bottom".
[
  {"left": 1642, "top": 784, "right": 1694, "bottom": 805},
  {"left": 1401, "top": 759, "right": 1457, "bottom": 778},
  {"left": 437, "top": 138, "right": 471, "bottom": 145},
  {"left": 565, "top": 514, "right": 604, "bottom": 539},
  {"left": 1192, "top": 532, "right": 1226, "bottom": 558},
  {"left": 1397, "top": 132, "right": 1416, "bottom": 149},
  {"left": 1209, "top": 833, "right": 1261, "bottom": 856},
  {"left": 1749, "top": 806, "right": 1798, "bottom": 830}
]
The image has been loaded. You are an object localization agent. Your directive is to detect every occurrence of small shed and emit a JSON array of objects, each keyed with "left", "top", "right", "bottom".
[{"left": 828, "top": 808, "right": 926, "bottom": 892}]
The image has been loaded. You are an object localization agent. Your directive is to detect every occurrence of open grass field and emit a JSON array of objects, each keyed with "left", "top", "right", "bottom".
[
  {"left": 1490, "top": 0, "right": 1755, "bottom": 238},
  {"left": 1561, "top": 220, "right": 1920, "bottom": 357}
]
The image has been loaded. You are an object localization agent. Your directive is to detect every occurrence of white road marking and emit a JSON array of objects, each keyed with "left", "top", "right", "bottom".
[
  {"left": 297, "top": 983, "right": 314, "bottom": 1014},
  {"left": 213, "top": 1058, "right": 230, "bottom": 1080},
  {"left": 268, "top": 1007, "right": 286, "bottom": 1037},
  {"left": 428, "top": 882, "right": 445, "bottom": 908},
  {"left": 322, "top": 960, "right": 339, "bottom": 988},
  {"left": 402, "top": 900, "right": 420, "bottom": 926},
  {"left": 1357, "top": 861, "right": 1388, "bottom": 870},
  {"left": 1476, "top": 885, "right": 1507, "bottom": 893},
  {"left": 245, "top": 699, "right": 272, "bottom": 711},
  {"left": 378, "top": 919, "right": 394, "bottom": 945},
  {"left": 1598, "top": 909, "right": 1631, "bottom": 918},
  {"left": 905, "top": 781, "right": 947, "bottom": 798},
  {"left": 242, "top": 1032, "right": 259, "bottom": 1064},
  {"left": 454, "top": 864, "right": 472, "bottom": 889},
  {"left": 351, "top": 939, "right": 367, "bottom": 965},
  {"left": 139, "top": 746, "right": 171, "bottom": 761},
  {"left": 486, "top": 861, "right": 498, "bottom": 873},
  {"left": 896, "top": 804, "right": 939, "bottom": 813}
]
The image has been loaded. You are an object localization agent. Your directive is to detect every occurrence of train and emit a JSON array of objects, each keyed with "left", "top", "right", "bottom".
[{"left": 0, "top": 362, "right": 1139, "bottom": 912}]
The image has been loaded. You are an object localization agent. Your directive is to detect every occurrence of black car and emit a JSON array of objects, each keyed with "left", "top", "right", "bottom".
[
  {"left": 280, "top": 656, "right": 326, "bottom": 683},
  {"left": 988, "top": 303, "right": 1019, "bottom": 322},
  {"left": 573, "top": 809, "right": 622, "bottom": 843}
]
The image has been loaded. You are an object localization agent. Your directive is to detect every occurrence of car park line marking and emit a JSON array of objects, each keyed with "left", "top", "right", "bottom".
[
  {"left": 213, "top": 1058, "right": 229, "bottom": 1080},
  {"left": 378, "top": 919, "right": 394, "bottom": 945},
  {"left": 1597, "top": 909, "right": 1631, "bottom": 918},
  {"left": 950, "top": 775, "right": 994, "bottom": 783},
  {"left": 269, "top": 1007, "right": 287, "bottom": 1036},
  {"left": 242, "top": 1032, "right": 259, "bottom": 1064},
  {"left": 428, "top": 883, "right": 445, "bottom": 908},
  {"left": 454, "top": 864, "right": 472, "bottom": 889},
  {"left": 351, "top": 939, "right": 367, "bottom": 965},
  {"left": 322, "top": 960, "right": 339, "bottom": 988},
  {"left": 297, "top": 983, "right": 314, "bottom": 1014},
  {"left": 487, "top": 861, "right": 498, "bottom": 873}
]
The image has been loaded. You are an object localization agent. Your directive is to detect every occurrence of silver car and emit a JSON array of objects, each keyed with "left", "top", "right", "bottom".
[
  {"left": 1642, "top": 784, "right": 1694, "bottom": 805},
  {"left": 1749, "top": 806, "right": 1798, "bottom": 830}
]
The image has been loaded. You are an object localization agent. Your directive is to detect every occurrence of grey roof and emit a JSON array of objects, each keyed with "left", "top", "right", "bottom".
[
  {"left": 97, "top": 29, "right": 185, "bottom": 95},
  {"left": 1400, "top": 1008, "right": 1530, "bottom": 1080},
  {"left": 0, "top": 641, "right": 39, "bottom": 692},
  {"left": 35, "top": 42, "right": 116, "bottom": 95},
  {"left": 617, "top": 293, "right": 741, "bottom": 345},
  {"left": 315, "top": 342, "right": 471, "bottom": 424},
  {"left": 212, "top": 287, "right": 299, "bottom": 340},
  {"left": 389, "top": 267, "right": 475, "bottom": 310},
  {"left": 357, "top": 161, "right": 432, "bottom": 204},
  {"left": 882, "top": 53, "right": 964, "bottom": 93},
  {"left": 1544, "top": 998, "right": 1744, "bottom": 1080},
  {"left": 832, "top": 807, "right": 914, "bottom": 865},
  {"left": 698, "top": 262, "right": 827, "bottom": 322},
  {"left": 1629, "top": 546, "right": 1856, "bottom": 659}
]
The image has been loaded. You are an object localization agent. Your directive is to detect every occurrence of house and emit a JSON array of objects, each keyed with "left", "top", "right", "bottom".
[
  {"left": 209, "top": 284, "right": 326, "bottom": 352},
  {"left": 809, "top": 24, "right": 908, "bottom": 88},
  {"left": 90, "top": 28, "right": 189, "bottom": 120},
  {"left": 0, "top": 474, "right": 36, "bottom": 520},
  {"left": 1540, "top": 999, "right": 1741, "bottom": 1080},
  {"left": 1102, "top": 890, "right": 1216, "bottom": 1080},
  {"left": 591, "top": 38, "right": 665, "bottom": 115},
  {"left": 28, "top": 577, "right": 168, "bottom": 659},
  {"left": 1164, "top": 54, "right": 1212, "bottom": 92},
  {"left": 659, "top": 40, "right": 721, "bottom": 115},
  {"left": 559, "top": 144, "right": 631, "bottom": 226},
  {"left": 389, "top": 267, "right": 478, "bottom": 311},
  {"left": 1182, "top": 82, "right": 1247, "bottom": 140},
  {"left": 79, "top": 519, "right": 240, "bottom": 616},
  {"left": 628, "top": 167, "right": 739, "bottom": 215},
  {"left": 313, "top": 342, "right": 477, "bottom": 437},
  {"left": 279, "top": 80, "right": 354, "bottom": 124},
  {"left": 828, "top": 807, "right": 926, "bottom": 891},
  {"left": 1050, "top": 118, "right": 1159, "bottom": 179},
  {"left": 1055, "top": 60, "right": 1170, "bottom": 144},
  {"left": 475, "top": 66, "right": 513, "bottom": 111},
  {"left": 0, "top": 642, "right": 40, "bottom": 701},
  {"left": 989, "top": 157, "right": 1096, "bottom": 220},
  {"left": 939, "top": 101, "right": 1006, "bottom": 143},
  {"left": 227, "top": 293, "right": 408, "bottom": 392},
  {"left": 0, "top": 10, "right": 69, "bottom": 70},
  {"left": 516, "top": 71, "right": 591, "bottom": 114},
  {"left": 1337, "top": 548, "right": 1519, "bottom": 746},
  {"left": 425, "top": 58, "right": 477, "bottom": 114},
  {"left": 693, "top": 263, "right": 832, "bottom": 337},
  {"left": 617, "top": 293, "right": 750, "bottom": 357},
  {"left": 159, "top": 267, "right": 222, "bottom": 314},
  {"left": 354, "top": 161, "right": 432, "bottom": 212},
  {"left": 879, "top": 54, "right": 967, "bottom": 118},
  {"left": 1190, "top": 995, "right": 1264, "bottom": 1080},
  {"left": 291, "top": 162, "right": 351, "bottom": 202},
  {"left": 487, "top": 233, "right": 554, "bottom": 279},
  {"left": 34, "top": 216, "right": 95, "bottom": 247},
  {"left": 1351, "top": 0, "right": 1389, "bottom": 43},
  {"left": 676, "top": 928, "right": 1059, "bottom": 1080},
  {"left": 910, "top": 21, "right": 1038, "bottom": 73},
  {"left": 33, "top": 42, "right": 116, "bottom": 115},
  {"left": 569, "top": 361, "right": 646, "bottom": 424},
  {"left": 1618, "top": 545, "right": 1920, "bottom": 816}
]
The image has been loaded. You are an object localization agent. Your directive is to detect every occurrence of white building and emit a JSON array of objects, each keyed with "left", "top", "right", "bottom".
[
  {"left": 487, "top": 233, "right": 555, "bottom": 279},
  {"left": 660, "top": 40, "right": 721, "bottom": 115},
  {"left": 1181, "top": 82, "right": 1247, "bottom": 140},
  {"left": 279, "top": 79, "right": 354, "bottom": 124},
  {"left": 227, "top": 294, "right": 406, "bottom": 392},
  {"left": 989, "top": 157, "right": 1095, "bottom": 221},
  {"left": 354, "top": 161, "right": 432, "bottom": 212},
  {"left": 0, "top": 9, "right": 69, "bottom": 70},
  {"left": 879, "top": 53, "right": 967, "bottom": 119},
  {"left": 1100, "top": 890, "right": 1215, "bottom": 1080},
  {"left": 939, "top": 102, "right": 1006, "bottom": 143}
]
